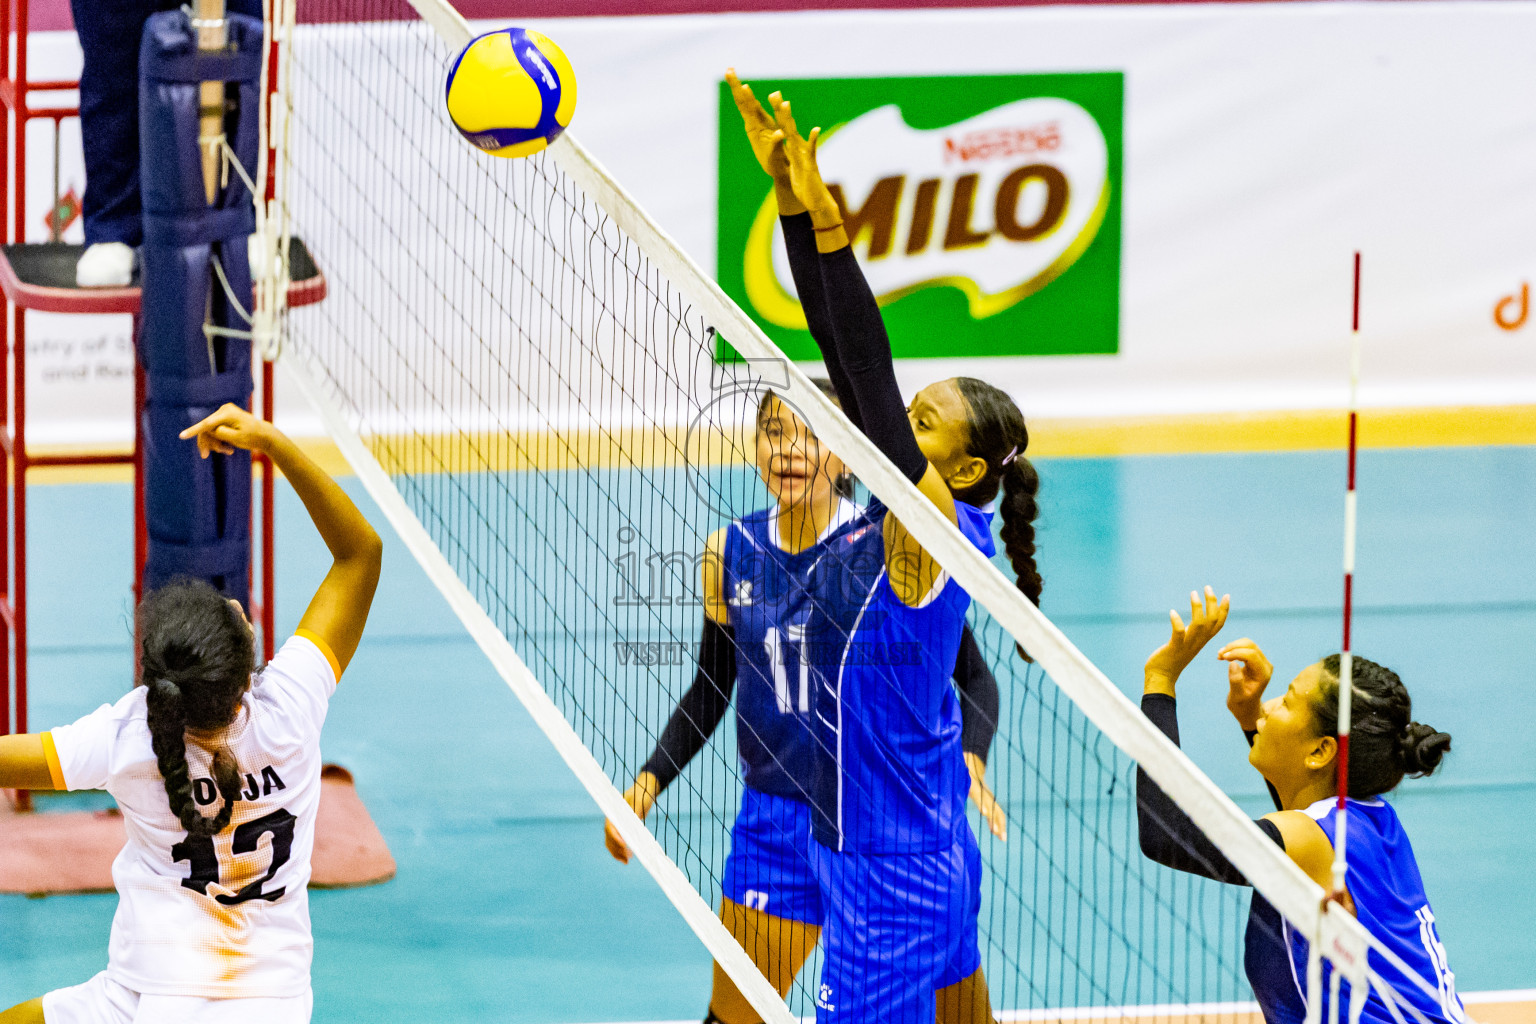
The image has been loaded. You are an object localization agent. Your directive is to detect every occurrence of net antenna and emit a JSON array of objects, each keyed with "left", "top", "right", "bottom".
[
  {"left": 257, "top": 4, "right": 1466, "bottom": 1020},
  {"left": 1336, "top": 253, "right": 1362, "bottom": 899},
  {"left": 1318, "top": 252, "right": 1365, "bottom": 1024}
]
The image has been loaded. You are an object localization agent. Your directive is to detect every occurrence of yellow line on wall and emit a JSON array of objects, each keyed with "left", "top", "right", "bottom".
[
  {"left": 19, "top": 405, "right": 1536, "bottom": 485},
  {"left": 16, "top": 427, "right": 753, "bottom": 484},
  {"left": 1025, "top": 405, "right": 1536, "bottom": 457}
]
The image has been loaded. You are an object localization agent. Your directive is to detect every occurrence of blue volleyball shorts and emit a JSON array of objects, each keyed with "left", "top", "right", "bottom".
[
  {"left": 806, "top": 823, "right": 983, "bottom": 1024},
  {"left": 721, "top": 787, "right": 825, "bottom": 925}
]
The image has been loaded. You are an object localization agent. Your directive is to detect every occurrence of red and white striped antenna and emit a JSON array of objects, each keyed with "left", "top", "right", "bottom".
[{"left": 1333, "top": 252, "right": 1362, "bottom": 895}]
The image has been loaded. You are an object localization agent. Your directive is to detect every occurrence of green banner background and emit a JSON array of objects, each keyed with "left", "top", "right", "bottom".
[{"left": 716, "top": 72, "right": 1124, "bottom": 362}]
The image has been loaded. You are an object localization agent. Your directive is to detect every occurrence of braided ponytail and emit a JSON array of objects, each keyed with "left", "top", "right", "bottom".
[
  {"left": 138, "top": 579, "right": 256, "bottom": 837},
  {"left": 954, "top": 377, "right": 1043, "bottom": 659},
  {"left": 998, "top": 455, "right": 1043, "bottom": 607},
  {"left": 144, "top": 676, "right": 239, "bottom": 836}
]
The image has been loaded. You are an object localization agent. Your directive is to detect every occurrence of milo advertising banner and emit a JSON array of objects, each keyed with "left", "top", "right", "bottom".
[{"left": 717, "top": 73, "right": 1124, "bottom": 361}]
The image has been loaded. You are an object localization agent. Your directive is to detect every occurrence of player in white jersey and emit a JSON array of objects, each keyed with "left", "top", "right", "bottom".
[{"left": 0, "top": 403, "right": 382, "bottom": 1024}]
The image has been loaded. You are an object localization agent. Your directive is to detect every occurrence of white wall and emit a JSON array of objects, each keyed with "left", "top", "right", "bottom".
[{"left": 27, "top": 1, "right": 1536, "bottom": 443}]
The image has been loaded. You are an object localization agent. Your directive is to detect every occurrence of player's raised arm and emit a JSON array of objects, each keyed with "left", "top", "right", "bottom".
[
  {"left": 771, "top": 98, "right": 957, "bottom": 553},
  {"left": 726, "top": 71, "right": 862, "bottom": 432},
  {"left": 180, "top": 405, "right": 383, "bottom": 675},
  {"left": 726, "top": 69, "right": 802, "bottom": 216},
  {"left": 1134, "top": 587, "right": 1266, "bottom": 881}
]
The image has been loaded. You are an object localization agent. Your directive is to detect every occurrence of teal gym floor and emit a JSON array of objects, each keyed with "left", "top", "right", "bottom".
[{"left": 2, "top": 443, "right": 1533, "bottom": 1021}]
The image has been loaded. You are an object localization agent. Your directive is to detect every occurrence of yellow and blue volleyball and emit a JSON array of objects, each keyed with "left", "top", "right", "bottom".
[{"left": 445, "top": 28, "right": 577, "bottom": 159}]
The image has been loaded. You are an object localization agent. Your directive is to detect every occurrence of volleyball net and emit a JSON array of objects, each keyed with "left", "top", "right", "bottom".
[{"left": 255, "top": 1, "right": 1454, "bottom": 1021}]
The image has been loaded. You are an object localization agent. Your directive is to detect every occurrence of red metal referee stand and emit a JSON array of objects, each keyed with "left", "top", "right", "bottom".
[{"left": 0, "top": 0, "right": 324, "bottom": 809}]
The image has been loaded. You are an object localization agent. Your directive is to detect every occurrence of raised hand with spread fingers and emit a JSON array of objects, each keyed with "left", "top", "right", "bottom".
[
  {"left": 1144, "top": 586, "right": 1231, "bottom": 698},
  {"left": 725, "top": 69, "right": 805, "bottom": 217},
  {"left": 767, "top": 96, "right": 847, "bottom": 250}
]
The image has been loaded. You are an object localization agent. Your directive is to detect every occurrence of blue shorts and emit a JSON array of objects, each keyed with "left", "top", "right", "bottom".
[
  {"left": 808, "top": 825, "right": 983, "bottom": 1024},
  {"left": 721, "top": 787, "right": 824, "bottom": 925}
]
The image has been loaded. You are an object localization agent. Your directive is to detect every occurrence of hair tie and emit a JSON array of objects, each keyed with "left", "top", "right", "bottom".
[{"left": 1000, "top": 445, "right": 1019, "bottom": 467}]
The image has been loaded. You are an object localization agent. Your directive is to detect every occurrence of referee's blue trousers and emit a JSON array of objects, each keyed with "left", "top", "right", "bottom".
[{"left": 70, "top": 0, "right": 262, "bottom": 246}]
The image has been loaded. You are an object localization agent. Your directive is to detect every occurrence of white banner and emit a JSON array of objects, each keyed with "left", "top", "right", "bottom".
[{"left": 30, "top": 1, "right": 1536, "bottom": 441}]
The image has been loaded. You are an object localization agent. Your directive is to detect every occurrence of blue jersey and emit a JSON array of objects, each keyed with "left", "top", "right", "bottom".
[
  {"left": 724, "top": 502, "right": 859, "bottom": 799},
  {"left": 1251, "top": 798, "right": 1466, "bottom": 1024},
  {"left": 804, "top": 498, "right": 996, "bottom": 854}
]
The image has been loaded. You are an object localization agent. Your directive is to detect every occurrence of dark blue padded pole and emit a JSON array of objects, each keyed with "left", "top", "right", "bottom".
[{"left": 138, "top": 10, "right": 263, "bottom": 607}]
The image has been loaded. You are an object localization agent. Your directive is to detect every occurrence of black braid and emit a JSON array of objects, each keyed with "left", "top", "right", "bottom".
[
  {"left": 144, "top": 678, "right": 237, "bottom": 836},
  {"left": 138, "top": 579, "right": 256, "bottom": 837},
  {"left": 998, "top": 455, "right": 1043, "bottom": 607},
  {"left": 954, "top": 378, "right": 1043, "bottom": 658}
]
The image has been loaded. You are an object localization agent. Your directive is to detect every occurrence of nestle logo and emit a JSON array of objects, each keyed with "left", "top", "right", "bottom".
[{"left": 943, "top": 123, "right": 1060, "bottom": 164}]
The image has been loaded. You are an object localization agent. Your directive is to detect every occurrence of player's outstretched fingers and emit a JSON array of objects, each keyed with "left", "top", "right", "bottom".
[
  {"left": 179, "top": 402, "right": 273, "bottom": 459},
  {"left": 772, "top": 97, "right": 801, "bottom": 142},
  {"left": 980, "top": 787, "right": 1007, "bottom": 839},
  {"left": 604, "top": 818, "right": 631, "bottom": 864},
  {"left": 181, "top": 406, "right": 230, "bottom": 441},
  {"left": 1169, "top": 608, "right": 1187, "bottom": 639},
  {"left": 1209, "top": 588, "right": 1231, "bottom": 632},
  {"left": 728, "top": 78, "right": 753, "bottom": 115},
  {"left": 727, "top": 71, "right": 765, "bottom": 122},
  {"left": 183, "top": 414, "right": 235, "bottom": 458}
]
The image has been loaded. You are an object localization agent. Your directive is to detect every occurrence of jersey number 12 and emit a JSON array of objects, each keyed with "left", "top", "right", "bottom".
[{"left": 172, "top": 808, "right": 297, "bottom": 905}]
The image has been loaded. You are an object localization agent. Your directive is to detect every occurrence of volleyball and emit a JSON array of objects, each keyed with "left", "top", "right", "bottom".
[{"left": 445, "top": 28, "right": 576, "bottom": 158}]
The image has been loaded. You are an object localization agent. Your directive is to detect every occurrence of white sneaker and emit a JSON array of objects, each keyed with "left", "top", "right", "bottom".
[{"left": 75, "top": 242, "right": 134, "bottom": 288}]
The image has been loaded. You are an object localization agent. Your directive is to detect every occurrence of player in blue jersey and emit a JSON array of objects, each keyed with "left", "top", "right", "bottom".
[
  {"left": 727, "top": 78, "right": 1044, "bottom": 1024},
  {"left": 603, "top": 382, "right": 1008, "bottom": 1023},
  {"left": 1137, "top": 587, "right": 1466, "bottom": 1024}
]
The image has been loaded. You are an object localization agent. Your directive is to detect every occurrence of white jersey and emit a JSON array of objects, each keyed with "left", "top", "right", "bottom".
[{"left": 44, "top": 632, "right": 340, "bottom": 998}]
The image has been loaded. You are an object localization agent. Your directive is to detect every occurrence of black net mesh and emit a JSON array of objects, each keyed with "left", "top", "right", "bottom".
[{"left": 280, "top": 9, "right": 1260, "bottom": 1021}]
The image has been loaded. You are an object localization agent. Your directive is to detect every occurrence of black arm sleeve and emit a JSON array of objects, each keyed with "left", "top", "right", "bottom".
[
  {"left": 815, "top": 245, "right": 929, "bottom": 484},
  {"left": 780, "top": 213, "right": 862, "bottom": 432},
  {"left": 1136, "top": 693, "right": 1285, "bottom": 885},
  {"left": 954, "top": 624, "right": 999, "bottom": 761},
  {"left": 1245, "top": 729, "right": 1284, "bottom": 812},
  {"left": 640, "top": 619, "right": 738, "bottom": 792}
]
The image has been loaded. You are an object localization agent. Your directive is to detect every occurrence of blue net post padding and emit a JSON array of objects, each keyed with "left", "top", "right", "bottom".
[{"left": 137, "top": 10, "right": 263, "bottom": 607}]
